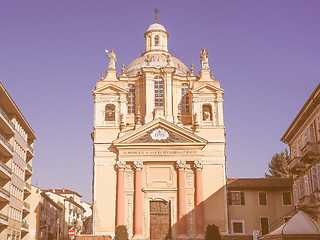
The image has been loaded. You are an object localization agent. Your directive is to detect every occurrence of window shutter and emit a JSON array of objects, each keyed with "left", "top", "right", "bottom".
[
  {"left": 316, "top": 164, "right": 320, "bottom": 191},
  {"left": 292, "top": 182, "right": 298, "bottom": 206},
  {"left": 240, "top": 192, "right": 245, "bottom": 205},
  {"left": 227, "top": 192, "right": 232, "bottom": 205}
]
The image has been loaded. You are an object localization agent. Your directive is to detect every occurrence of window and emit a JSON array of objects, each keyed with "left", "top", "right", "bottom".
[
  {"left": 154, "top": 76, "right": 164, "bottom": 107},
  {"left": 154, "top": 35, "right": 159, "bottom": 46},
  {"left": 231, "top": 220, "right": 245, "bottom": 234},
  {"left": 202, "top": 104, "right": 213, "bottom": 121},
  {"left": 292, "top": 180, "right": 299, "bottom": 205},
  {"left": 311, "top": 166, "right": 319, "bottom": 192},
  {"left": 298, "top": 139, "right": 302, "bottom": 156},
  {"left": 105, "top": 104, "right": 115, "bottom": 121},
  {"left": 310, "top": 123, "right": 316, "bottom": 143},
  {"left": 127, "top": 85, "right": 135, "bottom": 114},
  {"left": 228, "top": 191, "right": 245, "bottom": 205},
  {"left": 282, "top": 192, "right": 292, "bottom": 205},
  {"left": 303, "top": 129, "right": 309, "bottom": 146},
  {"left": 258, "top": 192, "right": 267, "bottom": 206},
  {"left": 291, "top": 143, "right": 296, "bottom": 159},
  {"left": 181, "top": 83, "right": 190, "bottom": 114},
  {"left": 260, "top": 217, "right": 269, "bottom": 235}
]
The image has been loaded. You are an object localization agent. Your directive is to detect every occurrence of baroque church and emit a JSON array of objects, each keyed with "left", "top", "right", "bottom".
[{"left": 92, "top": 13, "right": 227, "bottom": 239}]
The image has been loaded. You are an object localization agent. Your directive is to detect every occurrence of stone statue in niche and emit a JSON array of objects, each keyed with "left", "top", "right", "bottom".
[
  {"left": 200, "top": 48, "right": 209, "bottom": 69},
  {"left": 105, "top": 50, "right": 117, "bottom": 70},
  {"left": 202, "top": 104, "right": 213, "bottom": 121},
  {"left": 105, "top": 104, "right": 116, "bottom": 121}
]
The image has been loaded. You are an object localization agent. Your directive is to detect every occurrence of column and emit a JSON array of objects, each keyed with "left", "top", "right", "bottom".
[
  {"left": 162, "top": 68, "right": 175, "bottom": 122},
  {"left": 176, "top": 160, "right": 187, "bottom": 236},
  {"left": 194, "top": 160, "right": 204, "bottom": 235},
  {"left": 133, "top": 161, "right": 143, "bottom": 237},
  {"left": 116, "top": 161, "right": 126, "bottom": 226},
  {"left": 144, "top": 70, "right": 155, "bottom": 123}
]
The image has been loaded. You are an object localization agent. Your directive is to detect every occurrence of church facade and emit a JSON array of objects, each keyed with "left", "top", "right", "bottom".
[{"left": 92, "top": 17, "right": 228, "bottom": 239}]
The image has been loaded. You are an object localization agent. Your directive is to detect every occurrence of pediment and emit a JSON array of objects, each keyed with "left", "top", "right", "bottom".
[
  {"left": 191, "top": 83, "right": 224, "bottom": 94},
  {"left": 113, "top": 118, "right": 207, "bottom": 146},
  {"left": 93, "top": 83, "right": 127, "bottom": 95}
]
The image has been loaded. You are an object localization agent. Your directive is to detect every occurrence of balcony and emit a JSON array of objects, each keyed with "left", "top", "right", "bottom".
[
  {"left": 24, "top": 182, "right": 31, "bottom": 197},
  {"left": 25, "top": 163, "right": 32, "bottom": 176},
  {"left": 0, "top": 107, "right": 14, "bottom": 135},
  {"left": 289, "top": 157, "right": 306, "bottom": 174},
  {"left": 0, "top": 133, "right": 13, "bottom": 157},
  {"left": 0, "top": 212, "right": 8, "bottom": 226},
  {"left": 26, "top": 144, "right": 34, "bottom": 157},
  {"left": 0, "top": 186, "right": 10, "bottom": 202},
  {"left": 21, "top": 219, "right": 29, "bottom": 232},
  {"left": 0, "top": 160, "right": 12, "bottom": 179},
  {"left": 301, "top": 142, "right": 320, "bottom": 164},
  {"left": 23, "top": 201, "right": 30, "bottom": 213}
]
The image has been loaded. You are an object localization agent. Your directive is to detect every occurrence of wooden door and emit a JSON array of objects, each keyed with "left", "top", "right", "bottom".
[{"left": 150, "top": 200, "right": 171, "bottom": 240}]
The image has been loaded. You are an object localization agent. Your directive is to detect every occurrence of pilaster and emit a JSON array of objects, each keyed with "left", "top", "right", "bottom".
[
  {"left": 133, "top": 161, "right": 143, "bottom": 238},
  {"left": 116, "top": 160, "right": 126, "bottom": 227},
  {"left": 176, "top": 160, "right": 187, "bottom": 237}
]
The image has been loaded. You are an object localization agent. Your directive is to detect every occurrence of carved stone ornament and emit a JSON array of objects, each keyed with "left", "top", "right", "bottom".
[
  {"left": 138, "top": 127, "right": 179, "bottom": 143},
  {"left": 193, "top": 160, "right": 203, "bottom": 170},
  {"left": 115, "top": 160, "right": 126, "bottom": 170},
  {"left": 133, "top": 161, "right": 143, "bottom": 170},
  {"left": 176, "top": 160, "right": 186, "bottom": 170}
]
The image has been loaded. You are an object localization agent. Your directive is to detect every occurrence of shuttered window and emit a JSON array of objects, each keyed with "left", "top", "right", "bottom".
[{"left": 228, "top": 192, "right": 245, "bottom": 205}]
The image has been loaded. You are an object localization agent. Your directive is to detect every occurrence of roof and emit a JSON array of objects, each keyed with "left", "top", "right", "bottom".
[
  {"left": 43, "top": 190, "right": 86, "bottom": 211},
  {"left": 269, "top": 211, "right": 320, "bottom": 235},
  {"left": 0, "top": 82, "right": 36, "bottom": 139},
  {"left": 40, "top": 192, "right": 63, "bottom": 211},
  {"left": 281, "top": 83, "right": 320, "bottom": 143},
  {"left": 227, "top": 178, "right": 293, "bottom": 190},
  {"left": 43, "top": 188, "right": 82, "bottom": 198},
  {"left": 147, "top": 23, "right": 166, "bottom": 32}
]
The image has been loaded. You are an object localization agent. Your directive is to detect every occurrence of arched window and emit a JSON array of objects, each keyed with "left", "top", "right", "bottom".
[
  {"left": 105, "top": 104, "right": 116, "bottom": 121},
  {"left": 154, "top": 76, "right": 164, "bottom": 107},
  {"left": 202, "top": 104, "right": 213, "bottom": 121},
  {"left": 154, "top": 35, "right": 160, "bottom": 46}
]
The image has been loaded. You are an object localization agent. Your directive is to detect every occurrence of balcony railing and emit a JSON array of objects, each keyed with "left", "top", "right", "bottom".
[
  {"left": 301, "top": 142, "right": 320, "bottom": 163},
  {"left": 289, "top": 157, "right": 305, "bottom": 174},
  {"left": 0, "top": 160, "right": 12, "bottom": 174},
  {"left": 27, "top": 144, "right": 34, "bottom": 155},
  {"left": 0, "top": 187, "right": 10, "bottom": 198},
  {"left": 0, "top": 107, "right": 14, "bottom": 129},
  {"left": 26, "top": 163, "right": 32, "bottom": 173},
  {"left": 0, "top": 212, "right": 8, "bottom": 222},
  {"left": 23, "top": 201, "right": 30, "bottom": 209},
  {"left": 25, "top": 182, "right": 31, "bottom": 191},
  {"left": 0, "top": 133, "right": 13, "bottom": 152}
]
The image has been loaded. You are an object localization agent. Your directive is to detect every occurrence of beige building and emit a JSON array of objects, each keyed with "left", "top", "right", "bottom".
[
  {"left": 227, "top": 178, "right": 295, "bottom": 237},
  {"left": 43, "top": 189, "right": 86, "bottom": 239},
  {"left": 281, "top": 83, "right": 320, "bottom": 217},
  {"left": 29, "top": 185, "right": 62, "bottom": 240},
  {"left": 92, "top": 16, "right": 227, "bottom": 239},
  {"left": 0, "top": 82, "right": 36, "bottom": 240}
]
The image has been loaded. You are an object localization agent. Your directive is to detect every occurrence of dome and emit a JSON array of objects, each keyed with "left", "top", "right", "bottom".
[
  {"left": 147, "top": 23, "right": 166, "bottom": 32},
  {"left": 125, "top": 53, "right": 190, "bottom": 77}
]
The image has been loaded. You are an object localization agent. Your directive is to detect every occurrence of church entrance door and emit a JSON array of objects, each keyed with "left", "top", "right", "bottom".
[{"left": 150, "top": 200, "right": 171, "bottom": 240}]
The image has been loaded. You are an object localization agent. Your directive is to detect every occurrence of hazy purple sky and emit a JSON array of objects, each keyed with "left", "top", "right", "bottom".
[{"left": 1, "top": 1, "right": 319, "bottom": 202}]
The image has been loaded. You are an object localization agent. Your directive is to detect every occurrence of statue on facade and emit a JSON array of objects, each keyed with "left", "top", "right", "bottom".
[
  {"left": 105, "top": 50, "right": 117, "bottom": 70},
  {"left": 200, "top": 48, "right": 209, "bottom": 69}
]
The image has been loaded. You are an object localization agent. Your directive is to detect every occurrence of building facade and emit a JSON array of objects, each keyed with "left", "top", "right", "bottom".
[
  {"left": 92, "top": 17, "right": 227, "bottom": 239},
  {"left": 281, "top": 83, "right": 320, "bottom": 217},
  {"left": 29, "top": 185, "right": 62, "bottom": 240},
  {"left": 0, "top": 82, "right": 36, "bottom": 240},
  {"left": 227, "top": 178, "right": 295, "bottom": 237},
  {"left": 43, "top": 189, "right": 86, "bottom": 239}
]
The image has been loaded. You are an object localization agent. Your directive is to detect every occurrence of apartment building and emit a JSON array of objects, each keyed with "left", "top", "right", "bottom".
[
  {"left": 29, "top": 185, "right": 62, "bottom": 240},
  {"left": 0, "top": 82, "right": 36, "bottom": 240},
  {"left": 281, "top": 83, "right": 320, "bottom": 216},
  {"left": 227, "top": 178, "right": 295, "bottom": 237},
  {"left": 43, "top": 189, "right": 86, "bottom": 239}
]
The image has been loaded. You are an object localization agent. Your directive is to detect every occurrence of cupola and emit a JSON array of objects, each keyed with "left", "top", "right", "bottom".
[{"left": 144, "top": 15, "right": 168, "bottom": 53}]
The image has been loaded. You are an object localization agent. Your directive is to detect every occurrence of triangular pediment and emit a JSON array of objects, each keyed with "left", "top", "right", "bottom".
[
  {"left": 113, "top": 118, "right": 207, "bottom": 146},
  {"left": 93, "top": 83, "right": 127, "bottom": 94},
  {"left": 191, "top": 83, "right": 224, "bottom": 94}
]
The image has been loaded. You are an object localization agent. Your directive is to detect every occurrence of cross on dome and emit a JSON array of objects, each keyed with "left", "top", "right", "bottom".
[{"left": 154, "top": 8, "right": 159, "bottom": 23}]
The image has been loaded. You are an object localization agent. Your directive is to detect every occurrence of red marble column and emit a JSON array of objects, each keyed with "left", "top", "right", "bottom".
[
  {"left": 177, "top": 160, "right": 187, "bottom": 235},
  {"left": 116, "top": 161, "right": 126, "bottom": 227},
  {"left": 194, "top": 160, "right": 204, "bottom": 235},
  {"left": 133, "top": 161, "right": 143, "bottom": 237}
]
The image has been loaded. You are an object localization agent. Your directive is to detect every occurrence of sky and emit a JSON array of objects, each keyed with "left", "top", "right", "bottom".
[{"left": 0, "top": 0, "right": 319, "bottom": 202}]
